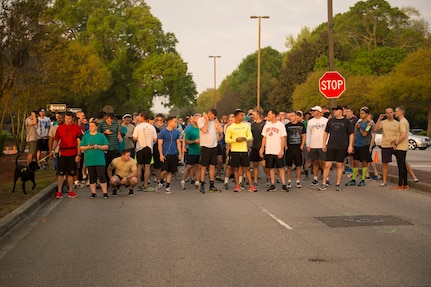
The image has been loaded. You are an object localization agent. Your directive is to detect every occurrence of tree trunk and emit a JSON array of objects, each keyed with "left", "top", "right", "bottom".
[{"left": 428, "top": 102, "right": 431, "bottom": 137}]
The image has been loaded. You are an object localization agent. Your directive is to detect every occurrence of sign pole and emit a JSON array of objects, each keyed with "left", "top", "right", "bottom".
[{"left": 327, "top": 0, "right": 335, "bottom": 110}]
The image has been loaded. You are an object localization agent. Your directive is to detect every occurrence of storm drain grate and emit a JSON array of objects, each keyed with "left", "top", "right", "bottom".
[{"left": 315, "top": 215, "right": 413, "bottom": 228}]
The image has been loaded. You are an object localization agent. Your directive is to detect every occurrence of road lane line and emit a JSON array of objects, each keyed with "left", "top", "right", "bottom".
[{"left": 259, "top": 207, "right": 293, "bottom": 230}]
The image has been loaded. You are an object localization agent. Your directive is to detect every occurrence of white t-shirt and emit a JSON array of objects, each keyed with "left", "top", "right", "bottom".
[
  {"left": 306, "top": 117, "right": 328, "bottom": 148},
  {"left": 133, "top": 122, "right": 157, "bottom": 152},
  {"left": 198, "top": 117, "right": 218, "bottom": 148},
  {"left": 261, "top": 121, "right": 287, "bottom": 155}
]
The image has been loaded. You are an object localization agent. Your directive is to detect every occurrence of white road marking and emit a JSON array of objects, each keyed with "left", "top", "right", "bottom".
[{"left": 259, "top": 207, "right": 293, "bottom": 230}]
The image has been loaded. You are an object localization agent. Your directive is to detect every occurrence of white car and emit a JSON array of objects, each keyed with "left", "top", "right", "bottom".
[{"left": 374, "top": 131, "right": 430, "bottom": 150}]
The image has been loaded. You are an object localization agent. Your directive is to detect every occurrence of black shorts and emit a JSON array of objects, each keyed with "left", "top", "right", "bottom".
[
  {"left": 249, "top": 147, "right": 263, "bottom": 162},
  {"left": 186, "top": 154, "right": 200, "bottom": 165},
  {"left": 136, "top": 147, "right": 152, "bottom": 165},
  {"left": 353, "top": 145, "right": 372, "bottom": 163},
  {"left": 37, "top": 138, "right": 49, "bottom": 151},
  {"left": 309, "top": 148, "right": 326, "bottom": 161},
  {"left": 161, "top": 154, "right": 178, "bottom": 173},
  {"left": 325, "top": 149, "right": 347, "bottom": 163},
  {"left": 381, "top": 147, "right": 395, "bottom": 163},
  {"left": 152, "top": 144, "right": 161, "bottom": 169},
  {"left": 217, "top": 144, "right": 226, "bottom": 156},
  {"left": 228, "top": 152, "right": 250, "bottom": 168},
  {"left": 200, "top": 146, "right": 218, "bottom": 167},
  {"left": 285, "top": 147, "right": 302, "bottom": 167},
  {"left": 265, "top": 154, "right": 285, "bottom": 169},
  {"left": 57, "top": 155, "right": 77, "bottom": 176},
  {"left": 87, "top": 166, "right": 107, "bottom": 184}
]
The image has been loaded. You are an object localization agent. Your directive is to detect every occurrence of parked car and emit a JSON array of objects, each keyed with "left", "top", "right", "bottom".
[{"left": 374, "top": 131, "right": 430, "bottom": 150}]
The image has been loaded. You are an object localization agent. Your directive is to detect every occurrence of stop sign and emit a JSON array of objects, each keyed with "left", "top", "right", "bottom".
[{"left": 319, "top": 71, "right": 346, "bottom": 99}]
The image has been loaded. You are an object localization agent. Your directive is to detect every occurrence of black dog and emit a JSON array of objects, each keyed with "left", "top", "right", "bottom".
[{"left": 12, "top": 155, "right": 40, "bottom": 194}]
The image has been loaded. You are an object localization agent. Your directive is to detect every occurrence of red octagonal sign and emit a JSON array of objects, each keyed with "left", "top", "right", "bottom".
[{"left": 319, "top": 71, "right": 346, "bottom": 99}]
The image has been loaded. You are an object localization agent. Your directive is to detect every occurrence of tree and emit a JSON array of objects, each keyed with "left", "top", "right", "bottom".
[{"left": 371, "top": 48, "right": 431, "bottom": 135}]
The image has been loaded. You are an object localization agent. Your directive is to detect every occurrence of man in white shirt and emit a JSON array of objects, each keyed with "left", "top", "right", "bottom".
[
  {"left": 306, "top": 106, "right": 328, "bottom": 186},
  {"left": 198, "top": 108, "right": 223, "bottom": 193},
  {"left": 133, "top": 111, "right": 157, "bottom": 191},
  {"left": 259, "top": 110, "right": 287, "bottom": 192}
]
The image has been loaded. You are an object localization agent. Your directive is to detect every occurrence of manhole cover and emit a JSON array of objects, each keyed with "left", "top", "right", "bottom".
[{"left": 315, "top": 215, "right": 413, "bottom": 228}]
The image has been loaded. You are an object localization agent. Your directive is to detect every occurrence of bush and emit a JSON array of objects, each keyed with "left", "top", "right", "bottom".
[{"left": 0, "top": 132, "right": 6, "bottom": 155}]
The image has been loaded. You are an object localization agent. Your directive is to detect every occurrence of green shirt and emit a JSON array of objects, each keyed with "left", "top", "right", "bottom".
[
  {"left": 80, "top": 132, "right": 110, "bottom": 166},
  {"left": 185, "top": 125, "right": 200, "bottom": 155}
]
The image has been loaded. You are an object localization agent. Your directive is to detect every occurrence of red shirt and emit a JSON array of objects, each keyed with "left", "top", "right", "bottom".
[{"left": 54, "top": 123, "right": 83, "bottom": 156}]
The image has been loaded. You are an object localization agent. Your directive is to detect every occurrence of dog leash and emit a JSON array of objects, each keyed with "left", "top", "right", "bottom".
[{"left": 38, "top": 154, "right": 51, "bottom": 163}]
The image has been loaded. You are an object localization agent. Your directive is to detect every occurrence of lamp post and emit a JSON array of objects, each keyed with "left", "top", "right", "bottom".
[
  {"left": 208, "top": 55, "right": 221, "bottom": 109},
  {"left": 327, "top": 0, "right": 335, "bottom": 109},
  {"left": 250, "top": 15, "right": 269, "bottom": 111}
]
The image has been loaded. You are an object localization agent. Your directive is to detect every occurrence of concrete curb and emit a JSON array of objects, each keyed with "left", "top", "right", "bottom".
[
  {"left": 387, "top": 175, "right": 431, "bottom": 193},
  {"left": 0, "top": 182, "right": 57, "bottom": 238}
]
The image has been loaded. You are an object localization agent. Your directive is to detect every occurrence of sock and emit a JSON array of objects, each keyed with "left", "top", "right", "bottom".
[
  {"left": 166, "top": 183, "right": 170, "bottom": 188},
  {"left": 352, "top": 168, "right": 358, "bottom": 181},
  {"left": 210, "top": 180, "right": 214, "bottom": 187},
  {"left": 224, "top": 177, "right": 229, "bottom": 184},
  {"left": 362, "top": 167, "right": 368, "bottom": 180}
]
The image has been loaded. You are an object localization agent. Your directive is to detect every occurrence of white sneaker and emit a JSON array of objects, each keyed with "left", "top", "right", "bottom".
[
  {"left": 180, "top": 180, "right": 185, "bottom": 190},
  {"left": 165, "top": 187, "right": 172, "bottom": 194},
  {"left": 156, "top": 182, "right": 163, "bottom": 192}
]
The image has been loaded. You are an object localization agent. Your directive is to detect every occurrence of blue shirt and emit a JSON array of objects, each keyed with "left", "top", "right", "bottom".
[{"left": 158, "top": 128, "right": 180, "bottom": 155}]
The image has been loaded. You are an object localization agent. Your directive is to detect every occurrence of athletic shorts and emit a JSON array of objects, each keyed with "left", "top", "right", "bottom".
[
  {"left": 200, "top": 146, "right": 218, "bottom": 167},
  {"left": 228, "top": 152, "right": 250, "bottom": 168},
  {"left": 28, "top": 141, "right": 37, "bottom": 154},
  {"left": 37, "top": 138, "right": 49, "bottom": 151},
  {"left": 353, "top": 145, "right": 372, "bottom": 162},
  {"left": 249, "top": 147, "right": 263, "bottom": 162},
  {"left": 309, "top": 148, "right": 326, "bottom": 162},
  {"left": 285, "top": 147, "right": 302, "bottom": 167},
  {"left": 186, "top": 154, "right": 200, "bottom": 165},
  {"left": 217, "top": 144, "right": 226, "bottom": 156},
  {"left": 381, "top": 147, "right": 395, "bottom": 163},
  {"left": 57, "top": 155, "right": 77, "bottom": 176},
  {"left": 136, "top": 147, "right": 152, "bottom": 165},
  {"left": 265, "top": 154, "right": 285, "bottom": 169},
  {"left": 87, "top": 165, "right": 107, "bottom": 184},
  {"left": 161, "top": 154, "right": 178, "bottom": 173},
  {"left": 152, "top": 144, "right": 161, "bottom": 169},
  {"left": 325, "top": 149, "right": 348, "bottom": 163}
]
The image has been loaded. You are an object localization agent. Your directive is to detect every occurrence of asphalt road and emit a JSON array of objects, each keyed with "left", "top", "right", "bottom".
[{"left": 1, "top": 170, "right": 431, "bottom": 286}]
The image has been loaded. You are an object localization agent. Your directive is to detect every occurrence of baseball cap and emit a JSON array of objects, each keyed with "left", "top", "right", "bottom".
[
  {"left": 39, "top": 108, "right": 45, "bottom": 112},
  {"left": 122, "top": 113, "right": 132, "bottom": 120},
  {"left": 332, "top": 105, "right": 344, "bottom": 110},
  {"left": 310, "top": 106, "right": 322, "bottom": 112}
]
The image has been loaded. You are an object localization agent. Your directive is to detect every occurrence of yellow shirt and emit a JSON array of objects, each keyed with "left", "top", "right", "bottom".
[
  {"left": 396, "top": 118, "right": 409, "bottom": 151},
  {"left": 225, "top": 122, "right": 253, "bottom": 152}
]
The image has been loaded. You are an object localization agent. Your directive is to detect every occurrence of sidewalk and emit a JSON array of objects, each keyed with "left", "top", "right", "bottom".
[{"left": 374, "top": 163, "right": 431, "bottom": 192}]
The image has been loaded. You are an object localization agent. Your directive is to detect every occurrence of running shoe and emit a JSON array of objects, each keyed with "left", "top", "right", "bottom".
[
  {"left": 103, "top": 193, "right": 109, "bottom": 199},
  {"left": 156, "top": 182, "right": 164, "bottom": 192},
  {"left": 55, "top": 192, "right": 63, "bottom": 199},
  {"left": 286, "top": 182, "right": 292, "bottom": 189},
  {"left": 248, "top": 185, "right": 257, "bottom": 192},
  {"left": 209, "top": 186, "right": 221, "bottom": 193},
  {"left": 112, "top": 189, "right": 118, "bottom": 196},
  {"left": 200, "top": 184, "right": 205, "bottom": 194},
  {"left": 281, "top": 185, "right": 288, "bottom": 192},
  {"left": 335, "top": 184, "right": 341, "bottom": 191},
  {"left": 90, "top": 193, "right": 96, "bottom": 199},
  {"left": 310, "top": 179, "right": 319, "bottom": 186},
  {"left": 266, "top": 185, "right": 276, "bottom": 192},
  {"left": 357, "top": 180, "right": 366, "bottom": 186},
  {"left": 224, "top": 182, "right": 229, "bottom": 190},
  {"left": 296, "top": 182, "right": 302, "bottom": 188},
  {"left": 318, "top": 184, "right": 328, "bottom": 191},
  {"left": 234, "top": 185, "right": 240, "bottom": 192},
  {"left": 345, "top": 180, "right": 356, "bottom": 186},
  {"left": 128, "top": 189, "right": 134, "bottom": 196},
  {"left": 68, "top": 191, "right": 77, "bottom": 198},
  {"left": 181, "top": 180, "right": 185, "bottom": 190},
  {"left": 165, "top": 187, "right": 172, "bottom": 194}
]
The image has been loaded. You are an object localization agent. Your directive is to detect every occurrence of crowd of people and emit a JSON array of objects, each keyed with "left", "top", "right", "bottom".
[{"left": 23, "top": 104, "right": 417, "bottom": 199}]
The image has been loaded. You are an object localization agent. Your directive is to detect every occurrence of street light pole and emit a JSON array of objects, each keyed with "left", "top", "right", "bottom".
[
  {"left": 250, "top": 15, "right": 269, "bottom": 111},
  {"left": 208, "top": 55, "right": 221, "bottom": 109},
  {"left": 327, "top": 0, "right": 335, "bottom": 109}
]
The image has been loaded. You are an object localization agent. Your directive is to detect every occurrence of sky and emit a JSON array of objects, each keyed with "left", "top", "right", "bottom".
[{"left": 145, "top": 0, "right": 431, "bottom": 112}]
